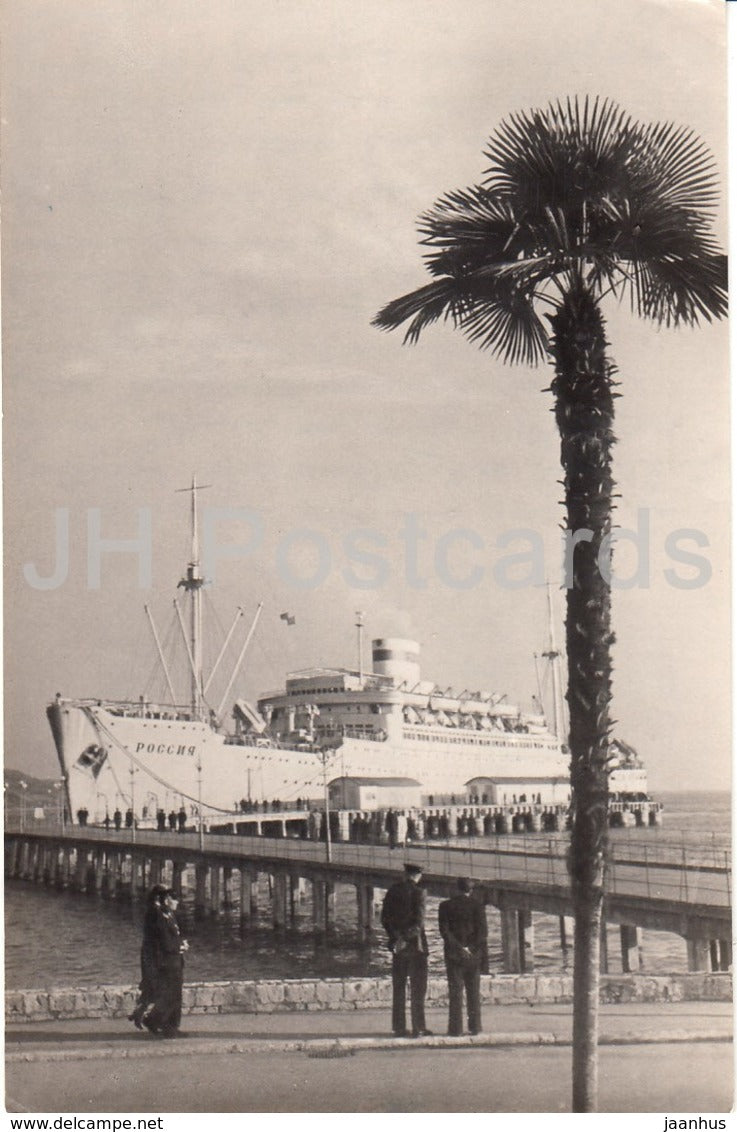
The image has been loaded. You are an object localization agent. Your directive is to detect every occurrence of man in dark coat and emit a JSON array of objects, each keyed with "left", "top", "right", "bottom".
[
  {"left": 138, "top": 886, "right": 189, "bottom": 1038},
  {"left": 381, "top": 863, "right": 431, "bottom": 1038},
  {"left": 129, "top": 884, "right": 167, "bottom": 1030},
  {"left": 438, "top": 876, "right": 487, "bottom": 1036}
]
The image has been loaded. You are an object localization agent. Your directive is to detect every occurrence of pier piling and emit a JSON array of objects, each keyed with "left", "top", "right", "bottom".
[
  {"left": 599, "top": 919, "right": 610, "bottom": 974},
  {"left": 312, "top": 878, "right": 327, "bottom": 935},
  {"left": 4, "top": 825, "right": 730, "bottom": 973},
  {"left": 209, "top": 865, "right": 221, "bottom": 916},
  {"left": 620, "top": 924, "right": 642, "bottom": 973},
  {"left": 500, "top": 908, "right": 522, "bottom": 973},
  {"left": 686, "top": 937, "right": 712, "bottom": 972},
  {"left": 272, "top": 872, "right": 288, "bottom": 928},
  {"left": 194, "top": 863, "right": 207, "bottom": 918},
  {"left": 356, "top": 882, "right": 374, "bottom": 943},
  {"left": 223, "top": 865, "right": 234, "bottom": 908},
  {"left": 716, "top": 939, "right": 732, "bottom": 972},
  {"left": 239, "top": 866, "right": 258, "bottom": 922},
  {"left": 131, "top": 855, "right": 145, "bottom": 902},
  {"left": 289, "top": 874, "right": 300, "bottom": 921},
  {"left": 172, "top": 860, "right": 185, "bottom": 899}
]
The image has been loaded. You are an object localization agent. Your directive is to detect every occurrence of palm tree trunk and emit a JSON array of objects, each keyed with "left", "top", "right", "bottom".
[{"left": 549, "top": 283, "right": 615, "bottom": 1113}]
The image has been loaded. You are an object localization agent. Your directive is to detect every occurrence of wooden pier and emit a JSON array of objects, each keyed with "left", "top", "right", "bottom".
[{"left": 5, "top": 822, "right": 730, "bottom": 976}]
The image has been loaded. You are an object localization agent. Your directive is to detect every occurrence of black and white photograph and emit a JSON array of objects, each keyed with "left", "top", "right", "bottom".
[{"left": 2, "top": 0, "right": 732, "bottom": 1120}]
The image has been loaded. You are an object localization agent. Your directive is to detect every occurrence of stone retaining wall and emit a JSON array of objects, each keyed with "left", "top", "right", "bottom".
[{"left": 6, "top": 973, "right": 731, "bottom": 1022}]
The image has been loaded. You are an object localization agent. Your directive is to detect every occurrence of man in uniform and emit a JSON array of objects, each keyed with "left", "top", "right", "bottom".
[
  {"left": 438, "top": 876, "right": 487, "bottom": 1036},
  {"left": 381, "top": 862, "right": 431, "bottom": 1038}
]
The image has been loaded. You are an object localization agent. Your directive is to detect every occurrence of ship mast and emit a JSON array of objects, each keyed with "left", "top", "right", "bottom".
[
  {"left": 176, "top": 475, "right": 210, "bottom": 718},
  {"left": 355, "top": 610, "right": 365, "bottom": 685},
  {"left": 542, "top": 581, "right": 564, "bottom": 740}
]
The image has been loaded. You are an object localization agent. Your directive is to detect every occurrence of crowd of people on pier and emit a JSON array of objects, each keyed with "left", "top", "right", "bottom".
[
  {"left": 154, "top": 807, "right": 193, "bottom": 833},
  {"left": 88, "top": 796, "right": 655, "bottom": 840},
  {"left": 237, "top": 797, "right": 305, "bottom": 813},
  {"left": 323, "top": 805, "right": 564, "bottom": 843},
  {"left": 182, "top": 802, "right": 568, "bottom": 842}
]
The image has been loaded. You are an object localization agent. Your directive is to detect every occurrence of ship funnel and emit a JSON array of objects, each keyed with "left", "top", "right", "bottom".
[{"left": 372, "top": 638, "right": 420, "bottom": 687}]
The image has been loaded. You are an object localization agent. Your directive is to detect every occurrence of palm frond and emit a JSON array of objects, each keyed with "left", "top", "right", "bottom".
[
  {"left": 372, "top": 95, "right": 726, "bottom": 356},
  {"left": 458, "top": 282, "right": 550, "bottom": 366},
  {"left": 634, "top": 120, "right": 720, "bottom": 215},
  {"left": 417, "top": 185, "right": 517, "bottom": 245},
  {"left": 592, "top": 186, "right": 728, "bottom": 323},
  {"left": 483, "top": 96, "right": 636, "bottom": 221},
  {"left": 636, "top": 252, "right": 727, "bottom": 326},
  {"left": 476, "top": 252, "right": 562, "bottom": 282},
  {"left": 414, "top": 187, "right": 523, "bottom": 278},
  {"left": 372, "top": 279, "right": 465, "bottom": 344}
]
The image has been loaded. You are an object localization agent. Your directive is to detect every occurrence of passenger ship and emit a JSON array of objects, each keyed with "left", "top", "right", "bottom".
[{"left": 47, "top": 482, "right": 649, "bottom": 823}]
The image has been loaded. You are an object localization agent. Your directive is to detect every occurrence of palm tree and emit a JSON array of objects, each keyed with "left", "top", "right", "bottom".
[{"left": 373, "top": 96, "right": 726, "bottom": 1112}]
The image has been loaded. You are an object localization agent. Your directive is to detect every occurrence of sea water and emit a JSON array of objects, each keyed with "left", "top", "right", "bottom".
[{"left": 5, "top": 790, "right": 730, "bottom": 989}]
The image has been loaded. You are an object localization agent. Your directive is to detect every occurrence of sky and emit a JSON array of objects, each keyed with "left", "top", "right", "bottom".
[{"left": 2, "top": 0, "right": 730, "bottom": 793}]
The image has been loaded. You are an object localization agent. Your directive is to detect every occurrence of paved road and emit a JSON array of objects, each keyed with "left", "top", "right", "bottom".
[
  {"left": 6, "top": 1042, "right": 732, "bottom": 1113},
  {"left": 5, "top": 1002, "right": 733, "bottom": 1114}
]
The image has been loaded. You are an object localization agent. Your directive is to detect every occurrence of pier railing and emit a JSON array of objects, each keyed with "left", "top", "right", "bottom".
[{"left": 6, "top": 822, "right": 730, "bottom": 910}]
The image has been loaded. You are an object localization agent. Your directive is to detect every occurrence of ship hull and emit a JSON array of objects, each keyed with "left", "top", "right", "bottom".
[{"left": 48, "top": 700, "right": 580, "bottom": 821}]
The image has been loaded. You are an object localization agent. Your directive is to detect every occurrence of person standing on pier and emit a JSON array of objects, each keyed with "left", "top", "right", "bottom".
[
  {"left": 438, "top": 877, "right": 487, "bottom": 1036},
  {"left": 381, "top": 863, "right": 431, "bottom": 1038}
]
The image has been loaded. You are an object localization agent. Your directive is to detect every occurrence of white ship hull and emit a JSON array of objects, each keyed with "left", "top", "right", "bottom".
[{"left": 48, "top": 699, "right": 581, "bottom": 821}]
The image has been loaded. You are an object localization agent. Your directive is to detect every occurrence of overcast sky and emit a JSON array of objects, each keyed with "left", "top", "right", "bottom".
[{"left": 2, "top": 0, "right": 729, "bottom": 792}]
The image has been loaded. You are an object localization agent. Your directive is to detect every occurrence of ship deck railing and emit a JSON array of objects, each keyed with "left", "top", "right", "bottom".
[{"left": 55, "top": 698, "right": 206, "bottom": 721}]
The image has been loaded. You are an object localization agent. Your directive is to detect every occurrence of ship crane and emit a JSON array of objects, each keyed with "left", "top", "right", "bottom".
[
  {"left": 143, "top": 477, "right": 263, "bottom": 728},
  {"left": 536, "top": 582, "right": 568, "bottom": 743}
]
